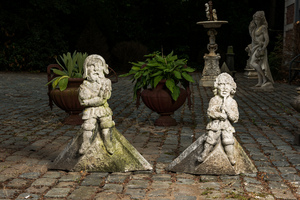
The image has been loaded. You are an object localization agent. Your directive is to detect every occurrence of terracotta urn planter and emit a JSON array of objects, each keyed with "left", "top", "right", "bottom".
[
  {"left": 140, "top": 80, "right": 188, "bottom": 126},
  {"left": 47, "top": 64, "right": 84, "bottom": 125}
]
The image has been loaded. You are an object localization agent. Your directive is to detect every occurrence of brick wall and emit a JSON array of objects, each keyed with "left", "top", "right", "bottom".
[
  {"left": 286, "top": 3, "right": 295, "bottom": 24},
  {"left": 284, "top": 1, "right": 296, "bottom": 66}
]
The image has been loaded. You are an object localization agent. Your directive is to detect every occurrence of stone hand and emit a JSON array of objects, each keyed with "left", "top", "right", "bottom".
[{"left": 219, "top": 112, "right": 227, "bottom": 120}]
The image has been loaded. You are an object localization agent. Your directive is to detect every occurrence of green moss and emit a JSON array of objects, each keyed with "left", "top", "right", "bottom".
[{"left": 225, "top": 191, "right": 250, "bottom": 200}]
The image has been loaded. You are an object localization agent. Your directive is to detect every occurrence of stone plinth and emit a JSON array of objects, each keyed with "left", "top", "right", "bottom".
[
  {"left": 199, "top": 54, "right": 221, "bottom": 87},
  {"left": 250, "top": 82, "right": 274, "bottom": 92},
  {"left": 244, "top": 68, "right": 258, "bottom": 79},
  {"left": 50, "top": 127, "right": 153, "bottom": 172}
]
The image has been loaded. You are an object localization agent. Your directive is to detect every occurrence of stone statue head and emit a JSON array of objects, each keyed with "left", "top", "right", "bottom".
[
  {"left": 213, "top": 73, "right": 236, "bottom": 97},
  {"left": 252, "top": 11, "right": 268, "bottom": 27},
  {"left": 83, "top": 54, "right": 109, "bottom": 81}
]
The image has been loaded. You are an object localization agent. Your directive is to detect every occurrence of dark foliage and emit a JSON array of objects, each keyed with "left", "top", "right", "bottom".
[{"left": 0, "top": 0, "right": 284, "bottom": 73}]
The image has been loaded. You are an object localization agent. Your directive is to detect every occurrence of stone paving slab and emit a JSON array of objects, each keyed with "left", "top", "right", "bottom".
[{"left": 0, "top": 72, "right": 299, "bottom": 199}]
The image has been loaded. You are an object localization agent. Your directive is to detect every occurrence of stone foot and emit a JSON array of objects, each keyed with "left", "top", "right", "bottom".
[
  {"left": 79, "top": 142, "right": 89, "bottom": 155},
  {"left": 228, "top": 155, "right": 236, "bottom": 165},
  {"left": 255, "top": 82, "right": 262, "bottom": 87},
  {"left": 197, "top": 143, "right": 213, "bottom": 163},
  {"left": 197, "top": 155, "right": 205, "bottom": 163}
]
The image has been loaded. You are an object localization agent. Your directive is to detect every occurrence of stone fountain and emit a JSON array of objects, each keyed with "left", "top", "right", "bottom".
[{"left": 197, "top": 1, "right": 228, "bottom": 87}]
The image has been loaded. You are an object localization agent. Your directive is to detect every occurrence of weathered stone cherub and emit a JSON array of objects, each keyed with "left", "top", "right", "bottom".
[
  {"left": 197, "top": 73, "right": 239, "bottom": 165},
  {"left": 78, "top": 54, "right": 115, "bottom": 155}
]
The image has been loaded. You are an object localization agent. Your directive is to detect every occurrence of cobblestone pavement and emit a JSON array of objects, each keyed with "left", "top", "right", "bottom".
[{"left": 0, "top": 72, "right": 300, "bottom": 200}]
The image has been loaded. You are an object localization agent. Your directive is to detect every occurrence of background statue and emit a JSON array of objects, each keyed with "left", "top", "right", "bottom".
[
  {"left": 248, "top": 11, "right": 274, "bottom": 88},
  {"left": 205, "top": 1, "right": 217, "bottom": 21},
  {"left": 197, "top": 73, "right": 239, "bottom": 165},
  {"left": 79, "top": 54, "right": 115, "bottom": 154}
]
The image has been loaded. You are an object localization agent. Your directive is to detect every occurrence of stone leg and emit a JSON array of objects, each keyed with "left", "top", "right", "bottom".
[
  {"left": 79, "top": 118, "right": 97, "bottom": 154},
  {"left": 250, "top": 58, "right": 267, "bottom": 87},
  {"left": 102, "top": 128, "right": 114, "bottom": 154},
  {"left": 198, "top": 130, "right": 220, "bottom": 162},
  {"left": 222, "top": 130, "right": 236, "bottom": 165},
  {"left": 224, "top": 144, "right": 236, "bottom": 165},
  {"left": 100, "top": 116, "right": 115, "bottom": 155},
  {"left": 197, "top": 142, "right": 213, "bottom": 163}
]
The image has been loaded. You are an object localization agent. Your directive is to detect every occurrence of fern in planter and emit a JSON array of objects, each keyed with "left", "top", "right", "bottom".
[
  {"left": 47, "top": 51, "right": 88, "bottom": 91},
  {"left": 120, "top": 51, "right": 195, "bottom": 101}
]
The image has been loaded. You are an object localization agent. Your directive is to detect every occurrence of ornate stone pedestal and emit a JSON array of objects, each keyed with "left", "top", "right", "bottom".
[
  {"left": 199, "top": 54, "right": 221, "bottom": 87},
  {"left": 197, "top": 21, "right": 227, "bottom": 87}
]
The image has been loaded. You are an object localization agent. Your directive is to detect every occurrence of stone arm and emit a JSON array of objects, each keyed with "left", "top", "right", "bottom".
[
  {"left": 261, "top": 26, "right": 269, "bottom": 50},
  {"left": 207, "top": 98, "right": 227, "bottom": 120},
  {"left": 223, "top": 99, "right": 239, "bottom": 123},
  {"left": 81, "top": 96, "right": 107, "bottom": 107},
  {"left": 78, "top": 85, "right": 107, "bottom": 107}
]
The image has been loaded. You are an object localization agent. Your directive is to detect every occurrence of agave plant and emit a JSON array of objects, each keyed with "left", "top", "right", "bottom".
[
  {"left": 47, "top": 51, "right": 88, "bottom": 91},
  {"left": 120, "top": 51, "right": 195, "bottom": 101}
]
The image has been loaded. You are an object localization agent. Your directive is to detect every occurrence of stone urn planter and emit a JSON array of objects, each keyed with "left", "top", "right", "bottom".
[
  {"left": 119, "top": 51, "right": 195, "bottom": 126},
  {"left": 47, "top": 64, "right": 85, "bottom": 125},
  {"left": 140, "top": 80, "right": 189, "bottom": 126}
]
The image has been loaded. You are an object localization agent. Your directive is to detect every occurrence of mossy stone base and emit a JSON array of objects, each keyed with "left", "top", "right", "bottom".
[
  {"left": 50, "top": 127, "right": 152, "bottom": 172},
  {"left": 167, "top": 134, "right": 257, "bottom": 175}
]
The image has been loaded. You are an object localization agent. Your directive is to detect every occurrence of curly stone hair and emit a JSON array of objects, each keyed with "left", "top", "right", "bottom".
[{"left": 213, "top": 73, "right": 237, "bottom": 97}]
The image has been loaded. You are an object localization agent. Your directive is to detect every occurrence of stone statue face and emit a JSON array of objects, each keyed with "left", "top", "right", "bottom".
[
  {"left": 86, "top": 61, "right": 105, "bottom": 82},
  {"left": 253, "top": 17, "right": 261, "bottom": 26},
  {"left": 217, "top": 82, "right": 232, "bottom": 98}
]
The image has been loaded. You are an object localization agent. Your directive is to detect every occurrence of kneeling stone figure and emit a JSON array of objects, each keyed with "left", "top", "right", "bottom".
[
  {"left": 197, "top": 73, "right": 238, "bottom": 165},
  {"left": 167, "top": 73, "right": 257, "bottom": 175}
]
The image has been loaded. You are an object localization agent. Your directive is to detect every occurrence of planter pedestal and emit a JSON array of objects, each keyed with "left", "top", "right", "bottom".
[
  {"left": 63, "top": 112, "right": 83, "bottom": 125},
  {"left": 154, "top": 113, "right": 177, "bottom": 126}
]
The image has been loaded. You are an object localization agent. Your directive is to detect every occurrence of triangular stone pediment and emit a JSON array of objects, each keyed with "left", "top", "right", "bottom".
[
  {"left": 50, "top": 127, "right": 152, "bottom": 172},
  {"left": 167, "top": 134, "right": 257, "bottom": 175}
]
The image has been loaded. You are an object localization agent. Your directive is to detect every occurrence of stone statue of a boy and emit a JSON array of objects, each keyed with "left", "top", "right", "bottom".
[
  {"left": 78, "top": 55, "right": 115, "bottom": 155},
  {"left": 197, "top": 73, "right": 239, "bottom": 165}
]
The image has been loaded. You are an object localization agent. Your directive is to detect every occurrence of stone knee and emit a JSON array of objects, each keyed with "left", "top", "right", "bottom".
[
  {"left": 79, "top": 118, "right": 97, "bottom": 154},
  {"left": 221, "top": 132, "right": 234, "bottom": 146},
  {"left": 206, "top": 130, "right": 220, "bottom": 146},
  {"left": 82, "top": 118, "right": 97, "bottom": 131},
  {"left": 99, "top": 116, "right": 115, "bottom": 129}
]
